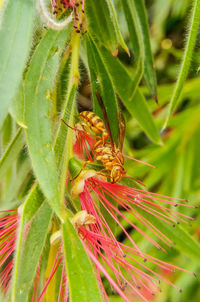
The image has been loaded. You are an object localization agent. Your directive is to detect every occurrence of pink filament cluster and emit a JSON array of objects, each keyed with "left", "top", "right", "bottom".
[
  {"left": 0, "top": 209, "right": 18, "bottom": 292},
  {"left": 0, "top": 190, "right": 195, "bottom": 302},
  {"left": 85, "top": 177, "right": 195, "bottom": 251},
  {"left": 74, "top": 177, "right": 195, "bottom": 301},
  {"left": 73, "top": 128, "right": 97, "bottom": 161}
]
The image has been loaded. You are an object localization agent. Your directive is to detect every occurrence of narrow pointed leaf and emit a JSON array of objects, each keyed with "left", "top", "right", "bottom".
[
  {"left": 126, "top": 90, "right": 162, "bottom": 144},
  {"left": 9, "top": 82, "right": 25, "bottom": 127},
  {"left": 12, "top": 200, "right": 52, "bottom": 302},
  {"left": 164, "top": 0, "right": 200, "bottom": 128},
  {"left": 0, "top": 128, "right": 25, "bottom": 179},
  {"left": 55, "top": 84, "right": 76, "bottom": 204},
  {"left": 133, "top": 0, "right": 157, "bottom": 98},
  {"left": 99, "top": 46, "right": 161, "bottom": 144},
  {"left": 86, "top": 35, "right": 119, "bottom": 144},
  {"left": 11, "top": 185, "right": 45, "bottom": 301},
  {"left": 106, "top": 0, "right": 129, "bottom": 55},
  {"left": 24, "top": 28, "right": 71, "bottom": 219},
  {"left": 0, "top": 0, "right": 35, "bottom": 129},
  {"left": 6, "top": 157, "right": 31, "bottom": 202},
  {"left": 62, "top": 218, "right": 102, "bottom": 302},
  {"left": 121, "top": 0, "right": 144, "bottom": 96},
  {"left": 85, "top": 0, "right": 127, "bottom": 56}
]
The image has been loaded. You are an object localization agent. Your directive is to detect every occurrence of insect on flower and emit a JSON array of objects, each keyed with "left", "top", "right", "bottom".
[
  {"left": 69, "top": 159, "right": 197, "bottom": 252},
  {"left": 62, "top": 91, "right": 154, "bottom": 184}
]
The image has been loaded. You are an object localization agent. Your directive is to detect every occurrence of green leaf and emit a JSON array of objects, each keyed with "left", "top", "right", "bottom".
[
  {"left": 0, "top": 128, "right": 25, "bottom": 179},
  {"left": 54, "top": 31, "right": 80, "bottom": 203},
  {"left": 24, "top": 28, "right": 71, "bottom": 220},
  {"left": 62, "top": 217, "right": 102, "bottom": 302},
  {"left": 121, "top": 0, "right": 144, "bottom": 96},
  {"left": 86, "top": 35, "right": 119, "bottom": 144},
  {"left": 9, "top": 82, "right": 25, "bottom": 127},
  {"left": 11, "top": 30, "right": 103, "bottom": 302},
  {"left": 133, "top": 0, "right": 157, "bottom": 98},
  {"left": 56, "top": 84, "right": 76, "bottom": 203},
  {"left": 11, "top": 185, "right": 45, "bottom": 302},
  {"left": 99, "top": 46, "right": 161, "bottom": 144},
  {"left": 0, "top": 0, "right": 35, "bottom": 129},
  {"left": 55, "top": 85, "right": 76, "bottom": 177},
  {"left": 106, "top": 0, "right": 129, "bottom": 55},
  {"left": 163, "top": 0, "right": 200, "bottom": 128},
  {"left": 1, "top": 114, "right": 13, "bottom": 149},
  {"left": 5, "top": 156, "right": 31, "bottom": 202},
  {"left": 11, "top": 35, "right": 78, "bottom": 300},
  {"left": 12, "top": 200, "right": 52, "bottom": 302},
  {"left": 85, "top": 0, "right": 123, "bottom": 56},
  {"left": 126, "top": 90, "right": 161, "bottom": 144}
]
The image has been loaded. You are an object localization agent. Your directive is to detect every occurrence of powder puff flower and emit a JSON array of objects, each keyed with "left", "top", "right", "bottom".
[
  {"left": 36, "top": 207, "right": 195, "bottom": 302},
  {"left": 70, "top": 160, "right": 195, "bottom": 253},
  {"left": 0, "top": 209, "right": 18, "bottom": 292}
]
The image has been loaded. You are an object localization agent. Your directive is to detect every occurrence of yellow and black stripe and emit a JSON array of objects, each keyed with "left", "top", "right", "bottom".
[{"left": 79, "top": 111, "right": 106, "bottom": 134}]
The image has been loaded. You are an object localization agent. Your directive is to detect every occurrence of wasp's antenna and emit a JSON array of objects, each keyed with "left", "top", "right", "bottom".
[
  {"left": 123, "top": 154, "right": 156, "bottom": 168},
  {"left": 61, "top": 119, "right": 75, "bottom": 130},
  {"left": 123, "top": 175, "right": 146, "bottom": 187}
]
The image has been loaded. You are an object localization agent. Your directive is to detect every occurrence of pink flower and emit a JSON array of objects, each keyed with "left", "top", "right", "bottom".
[
  {"left": 71, "top": 170, "right": 195, "bottom": 252},
  {"left": 69, "top": 170, "right": 196, "bottom": 301},
  {"left": 0, "top": 209, "right": 18, "bottom": 292},
  {"left": 32, "top": 207, "right": 193, "bottom": 302},
  {"left": 0, "top": 171, "right": 196, "bottom": 301},
  {"left": 73, "top": 125, "right": 97, "bottom": 161}
]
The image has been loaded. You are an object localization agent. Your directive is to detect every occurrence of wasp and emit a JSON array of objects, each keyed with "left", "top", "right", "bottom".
[
  {"left": 88, "top": 91, "right": 126, "bottom": 183},
  {"left": 72, "top": 91, "right": 126, "bottom": 183},
  {"left": 62, "top": 91, "right": 152, "bottom": 184}
]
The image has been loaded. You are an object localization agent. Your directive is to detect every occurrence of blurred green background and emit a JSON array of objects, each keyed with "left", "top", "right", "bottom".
[{"left": 109, "top": 0, "right": 200, "bottom": 301}]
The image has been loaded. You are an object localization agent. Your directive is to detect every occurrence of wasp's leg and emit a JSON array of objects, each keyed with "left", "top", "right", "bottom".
[
  {"left": 81, "top": 159, "right": 94, "bottom": 171},
  {"left": 102, "top": 131, "right": 109, "bottom": 144},
  {"left": 93, "top": 131, "right": 108, "bottom": 149},
  {"left": 93, "top": 138, "right": 103, "bottom": 150},
  {"left": 96, "top": 168, "right": 110, "bottom": 180}
]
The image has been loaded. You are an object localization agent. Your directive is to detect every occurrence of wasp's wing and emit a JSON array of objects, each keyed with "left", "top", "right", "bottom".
[
  {"left": 118, "top": 111, "right": 126, "bottom": 152},
  {"left": 95, "top": 91, "right": 115, "bottom": 151}
]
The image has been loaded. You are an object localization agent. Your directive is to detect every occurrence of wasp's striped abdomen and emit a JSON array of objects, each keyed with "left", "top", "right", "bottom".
[{"left": 79, "top": 111, "right": 107, "bottom": 135}]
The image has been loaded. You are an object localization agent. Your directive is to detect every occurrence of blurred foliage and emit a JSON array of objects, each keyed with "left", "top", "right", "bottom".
[{"left": 119, "top": 1, "right": 200, "bottom": 301}]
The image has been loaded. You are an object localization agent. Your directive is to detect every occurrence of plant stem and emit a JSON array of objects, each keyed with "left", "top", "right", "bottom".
[
  {"left": 68, "top": 31, "right": 80, "bottom": 90},
  {"left": 58, "top": 30, "right": 80, "bottom": 214}
]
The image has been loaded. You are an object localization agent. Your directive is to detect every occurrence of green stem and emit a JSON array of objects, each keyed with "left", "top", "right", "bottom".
[
  {"left": 163, "top": 0, "right": 200, "bottom": 129},
  {"left": 58, "top": 31, "right": 80, "bottom": 214},
  {"left": 68, "top": 31, "right": 80, "bottom": 91}
]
